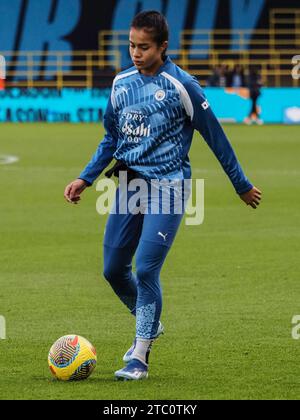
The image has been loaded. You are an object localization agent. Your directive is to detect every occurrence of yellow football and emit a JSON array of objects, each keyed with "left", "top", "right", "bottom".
[{"left": 48, "top": 335, "right": 97, "bottom": 381}]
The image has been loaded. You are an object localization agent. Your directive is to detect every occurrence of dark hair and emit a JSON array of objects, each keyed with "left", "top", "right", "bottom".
[{"left": 131, "top": 10, "right": 169, "bottom": 58}]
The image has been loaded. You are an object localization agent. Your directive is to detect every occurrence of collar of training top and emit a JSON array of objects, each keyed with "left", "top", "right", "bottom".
[{"left": 137, "top": 56, "right": 172, "bottom": 78}]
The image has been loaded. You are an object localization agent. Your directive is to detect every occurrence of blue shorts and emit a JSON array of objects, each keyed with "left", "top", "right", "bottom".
[{"left": 103, "top": 185, "right": 186, "bottom": 249}]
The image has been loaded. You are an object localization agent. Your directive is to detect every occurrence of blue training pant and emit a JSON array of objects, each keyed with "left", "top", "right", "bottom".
[{"left": 103, "top": 185, "right": 185, "bottom": 340}]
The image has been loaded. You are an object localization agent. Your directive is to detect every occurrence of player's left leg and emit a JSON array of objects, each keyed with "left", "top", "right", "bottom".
[{"left": 115, "top": 212, "right": 185, "bottom": 381}]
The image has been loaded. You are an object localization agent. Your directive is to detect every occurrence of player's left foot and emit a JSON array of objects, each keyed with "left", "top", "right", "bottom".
[
  {"left": 123, "top": 321, "right": 164, "bottom": 363},
  {"left": 115, "top": 359, "right": 148, "bottom": 381}
]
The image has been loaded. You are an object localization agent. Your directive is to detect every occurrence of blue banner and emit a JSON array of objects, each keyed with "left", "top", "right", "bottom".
[
  {"left": 0, "top": 88, "right": 109, "bottom": 123},
  {"left": 0, "top": 87, "right": 299, "bottom": 123},
  {"left": 205, "top": 88, "right": 300, "bottom": 124}
]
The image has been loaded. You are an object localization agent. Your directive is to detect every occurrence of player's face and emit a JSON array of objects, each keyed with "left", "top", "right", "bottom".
[{"left": 129, "top": 28, "right": 168, "bottom": 76}]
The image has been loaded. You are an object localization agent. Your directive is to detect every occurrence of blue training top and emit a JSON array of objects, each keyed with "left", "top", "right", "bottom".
[{"left": 79, "top": 57, "right": 252, "bottom": 195}]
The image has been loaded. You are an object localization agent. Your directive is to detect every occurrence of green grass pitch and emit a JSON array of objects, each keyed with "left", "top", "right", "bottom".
[{"left": 0, "top": 123, "right": 300, "bottom": 400}]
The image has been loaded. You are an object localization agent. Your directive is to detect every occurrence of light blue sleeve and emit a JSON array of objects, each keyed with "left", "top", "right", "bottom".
[
  {"left": 185, "top": 78, "right": 253, "bottom": 195},
  {"left": 78, "top": 95, "right": 118, "bottom": 185}
]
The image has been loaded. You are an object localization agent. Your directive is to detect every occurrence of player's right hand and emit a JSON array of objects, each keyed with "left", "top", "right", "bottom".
[{"left": 64, "top": 179, "right": 88, "bottom": 204}]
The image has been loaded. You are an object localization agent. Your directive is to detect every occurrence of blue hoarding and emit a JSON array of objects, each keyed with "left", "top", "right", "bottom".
[{"left": 0, "top": 87, "right": 299, "bottom": 124}]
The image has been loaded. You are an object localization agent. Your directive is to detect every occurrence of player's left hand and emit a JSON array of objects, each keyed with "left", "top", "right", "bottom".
[{"left": 239, "top": 186, "right": 262, "bottom": 209}]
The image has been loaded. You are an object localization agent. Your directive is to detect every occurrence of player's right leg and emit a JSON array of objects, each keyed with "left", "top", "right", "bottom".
[
  {"left": 103, "top": 244, "right": 138, "bottom": 313},
  {"left": 102, "top": 186, "right": 143, "bottom": 313}
]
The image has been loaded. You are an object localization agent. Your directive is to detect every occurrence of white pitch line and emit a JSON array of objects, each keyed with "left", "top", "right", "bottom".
[{"left": 0, "top": 155, "right": 19, "bottom": 165}]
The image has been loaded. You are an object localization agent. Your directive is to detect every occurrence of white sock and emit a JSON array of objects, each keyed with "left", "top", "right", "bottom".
[{"left": 132, "top": 338, "right": 153, "bottom": 366}]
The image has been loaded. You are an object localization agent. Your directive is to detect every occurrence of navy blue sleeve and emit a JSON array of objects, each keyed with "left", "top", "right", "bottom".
[
  {"left": 78, "top": 96, "right": 118, "bottom": 185},
  {"left": 184, "top": 78, "right": 253, "bottom": 195}
]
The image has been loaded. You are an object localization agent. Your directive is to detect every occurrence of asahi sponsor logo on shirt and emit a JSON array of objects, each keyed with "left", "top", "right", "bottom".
[
  {"left": 122, "top": 121, "right": 151, "bottom": 138},
  {"left": 122, "top": 111, "right": 145, "bottom": 122},
  {"left": 121, "top": 111, "right": 150, "bottom": 142}
]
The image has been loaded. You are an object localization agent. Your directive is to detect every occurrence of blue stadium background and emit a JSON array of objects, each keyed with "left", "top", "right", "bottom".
[{"left": 0, "top": 0, "right": 299, "bottom": 123}]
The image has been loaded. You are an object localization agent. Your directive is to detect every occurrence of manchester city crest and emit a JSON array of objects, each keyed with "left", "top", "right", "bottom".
[{"left": 155, "top": 89, "right": 166, "bottom": 101}]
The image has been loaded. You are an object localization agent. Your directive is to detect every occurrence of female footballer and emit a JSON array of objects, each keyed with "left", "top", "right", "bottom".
[{"left": 64, "top": 11, "right": 262, "bottom": 381}]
